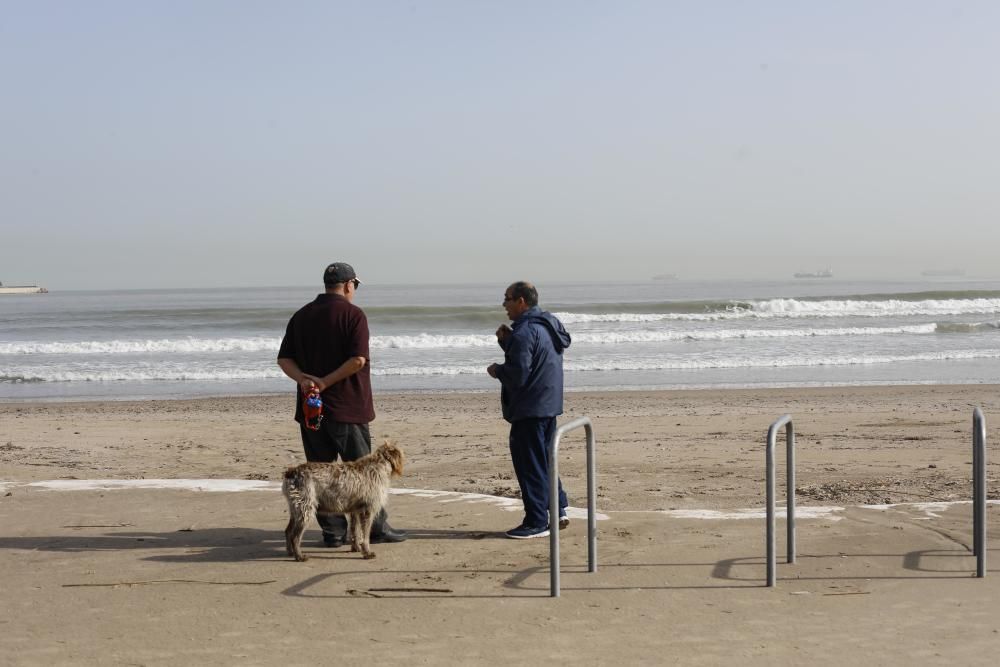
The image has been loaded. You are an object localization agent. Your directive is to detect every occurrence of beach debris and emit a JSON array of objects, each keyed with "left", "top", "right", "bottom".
[
  {"left": 368, "top": 587, "right": 453, "bottom": 593},
  {"left": 346, "top": 587, "right": 453, "bottom": 598},
  {"left": 796, "top": 474, "right": 966, "bottom": 504}
]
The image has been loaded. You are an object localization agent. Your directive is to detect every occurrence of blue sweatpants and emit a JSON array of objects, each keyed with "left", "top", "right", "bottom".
[{"left": 509, "top": 417, "right": 568, "bottom": 529}]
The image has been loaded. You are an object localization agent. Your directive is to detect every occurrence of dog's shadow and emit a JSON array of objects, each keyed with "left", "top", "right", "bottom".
[
  {"left": 0, "top": 527, "right": 295, "bottom": 563},
  {"left": 0, "top": 526, "right": 507, "bottom": 563}
]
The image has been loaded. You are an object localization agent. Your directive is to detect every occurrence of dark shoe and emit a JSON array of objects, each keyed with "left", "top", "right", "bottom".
[
  {"left": 321, "top": 534, "right": 346, "bottom": 548},
  {"left": 370, "top": 526, "right": 408, "bottom": 544},
  {"left": 558, "top": 514, "right": 570, "bottom": 530},
  {"left": 506, "top": 524, "right": 550, "bottom": 539}
]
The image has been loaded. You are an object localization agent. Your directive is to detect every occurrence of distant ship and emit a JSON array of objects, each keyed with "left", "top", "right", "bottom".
[
  {"left": 921, "top": 269, "right": 965, "bottom": 277},
  {"left": 793, "top": 269, "right": 833, "bottom": 279},
  {"left": 0, "top": 281, "right": 48, "bottom": 295},
  {"left": 652, "top": 273, "right": 679, "bottom": 281}
]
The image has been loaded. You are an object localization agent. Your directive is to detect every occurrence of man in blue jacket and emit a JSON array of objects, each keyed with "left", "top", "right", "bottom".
[{"left": 487, "top": 281, "right": 572, "bottom": 539}]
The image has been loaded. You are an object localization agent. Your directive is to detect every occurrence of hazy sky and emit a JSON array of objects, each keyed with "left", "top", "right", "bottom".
[{"left": 2, "top": 1, "right": 999, "bottom": 289}]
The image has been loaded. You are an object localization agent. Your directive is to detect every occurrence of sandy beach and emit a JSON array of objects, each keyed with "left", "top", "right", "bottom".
[{"left": 2, "top": 385, "right": 999, "bottom": 664}]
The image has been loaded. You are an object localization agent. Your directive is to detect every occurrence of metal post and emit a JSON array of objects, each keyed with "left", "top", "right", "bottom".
[
  {"left": 766, "top": 414, "right": 795, "bottom": 587},
  {"left": 973, "top": 408, "right": 986, "bottom": 578},
  {"left": 786, "top": 421, "right": 796, "bottom": 564},
  {"left": 549, "top": 416, "right": 596, "bottom": 597}
]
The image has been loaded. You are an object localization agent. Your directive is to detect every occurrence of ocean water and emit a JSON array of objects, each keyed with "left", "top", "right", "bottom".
[{"left": 3, "top": 279, "right": 1000, "bottom": 402}]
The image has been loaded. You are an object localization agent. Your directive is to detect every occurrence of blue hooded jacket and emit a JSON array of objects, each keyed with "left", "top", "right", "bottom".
[{"left": 495, "top": 306, "right": 572, "bottom": 422}]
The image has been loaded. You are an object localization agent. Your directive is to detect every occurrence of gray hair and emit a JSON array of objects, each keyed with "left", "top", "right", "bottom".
[{"left": 507, "top": 281, "right": 538, "bottom": 307}]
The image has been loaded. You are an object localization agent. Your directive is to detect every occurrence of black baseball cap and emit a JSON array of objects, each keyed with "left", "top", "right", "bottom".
[{"left": 323, "top": 262, "right": 360, "bottom": 286}]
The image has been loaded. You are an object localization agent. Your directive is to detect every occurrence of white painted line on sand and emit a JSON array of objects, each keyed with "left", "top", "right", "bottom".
[
  {"left": 862, "top": 499, "right": 1000, "bottom": 519},
  {"left": 4, "top": 479, "right": 609, "bottom": 521},
  {"left": 617, "top": 499, "right": 1000, "bottom": 521},
  {"left": 26, "top": 479, "right": 280, "bottom": 493},
  {"left": 662, "top": 506, "right": 846, "bottom": 521},
  {"left": 6, "top": 479, "right": 995, "bottom": 522}
]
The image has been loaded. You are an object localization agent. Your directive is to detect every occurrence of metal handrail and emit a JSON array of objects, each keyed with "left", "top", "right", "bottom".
[
  {"left": 973, "top": 408, "right": 986, "bottom": 578},
  {"left": 548, "top": 416, "right": 597, "bottom": 597},
  {"left": 763, "top": 409, "right": 985, "bottom": 585},
  {"left": 766, "top": 414, "right": 795, "bottom": 587}
]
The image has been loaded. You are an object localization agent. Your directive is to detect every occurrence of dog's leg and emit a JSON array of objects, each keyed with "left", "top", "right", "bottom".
[
  {"left": 348, "top": 513, "right": 361, "bottom": 553},
  {"left": 287, "top": 509, "right": 309, "bottom": 562},
  {"left": 357, "top": 508, "right": 376, "bottom": 559},
  {"left": 286, "top": 489, "right": 316, "bottom": 562},
  {"left": 284, "top": 515, "right": 297, "bottom": 557}
]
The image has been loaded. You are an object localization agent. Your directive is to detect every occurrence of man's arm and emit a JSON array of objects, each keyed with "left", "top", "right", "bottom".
[
  {"left": 277, "top": 357, "right": 320, "bottom": 394},
  {"left": 496, "top": 324, "right": 512, "bottom": 349},
  {"left": 492, "top": 329, "right": 532, "bottom": 388},
  {"left": 312, "top": 356, "right": 367, "bottom": 392}
]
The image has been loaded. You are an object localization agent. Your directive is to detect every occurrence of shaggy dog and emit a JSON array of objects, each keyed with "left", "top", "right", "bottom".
[{"left": 282, "top": 441, "right": 404, "bottom": 562}]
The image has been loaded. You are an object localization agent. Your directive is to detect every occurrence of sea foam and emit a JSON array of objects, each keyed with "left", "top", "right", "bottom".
[{"left": 0, "top": 323, "right": 941, "bottom": 355}]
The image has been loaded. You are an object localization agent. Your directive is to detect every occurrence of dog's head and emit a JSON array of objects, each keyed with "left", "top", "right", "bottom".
[{"left": 376, "top": 441, "right": 404, "bottom": 477}]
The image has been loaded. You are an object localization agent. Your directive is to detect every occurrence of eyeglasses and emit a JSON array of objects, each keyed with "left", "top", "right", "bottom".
[{"left": 351, "top": 279, "right": 361, "bottom": 290}]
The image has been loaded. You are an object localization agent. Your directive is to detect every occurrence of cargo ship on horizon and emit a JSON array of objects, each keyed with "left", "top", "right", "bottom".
[
  {"left": 793, "top": 268, "right": 833, "bottom": 279},
  {"left": 921, "top": 269, "right": 965, "bottom": 277},
  {"left": 0, "top": 281, "right": 48, "bottom": 294}
]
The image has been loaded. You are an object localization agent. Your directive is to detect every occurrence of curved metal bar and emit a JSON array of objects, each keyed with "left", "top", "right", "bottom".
[
  {"left": 973, "top": 408, "right": 986, "bottom": 578},
  {"left": 548, "top": 416, "right": 596, "bottom": 597},
  {"left": 766, "top": 414, "right": 795, "bottom": 587}
]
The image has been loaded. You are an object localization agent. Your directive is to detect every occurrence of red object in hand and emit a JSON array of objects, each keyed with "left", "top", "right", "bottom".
[{"left": 303, "top": 387, "right": 324, "bottom": 430}]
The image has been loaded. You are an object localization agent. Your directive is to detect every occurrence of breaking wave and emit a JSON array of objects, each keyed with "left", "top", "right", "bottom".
[
  {"left": 6, "top": 348, "right": 1000, "bottom": 383},
  {"left": 556, "top": 298, "right": 1000, "bottom": 323},
  {"left": 0, "top": 322, "right": 964, "bottom": 356}
]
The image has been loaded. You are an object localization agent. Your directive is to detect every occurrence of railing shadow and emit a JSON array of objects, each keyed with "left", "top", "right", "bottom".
[{"left": 714, "top": 548, "right": 991, "bottom": 584}]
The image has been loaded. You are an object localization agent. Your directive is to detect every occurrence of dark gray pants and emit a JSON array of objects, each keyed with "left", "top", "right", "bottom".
[{"left": 299, "top": 421, "right": 388, "bottom": 539}]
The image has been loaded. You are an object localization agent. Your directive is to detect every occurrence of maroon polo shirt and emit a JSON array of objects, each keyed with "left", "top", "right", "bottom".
[{"left": 277, "top": 293, "right": 375, "bottom": 424}]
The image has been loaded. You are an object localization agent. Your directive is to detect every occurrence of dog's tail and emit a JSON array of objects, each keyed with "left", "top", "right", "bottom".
[{"left": 282, "top": 467, "right": 308, "bottom": 505}]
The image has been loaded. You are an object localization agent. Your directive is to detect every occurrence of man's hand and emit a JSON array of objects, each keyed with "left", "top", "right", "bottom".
[
  {"left": 487, "top": 363, "right": 499, "bottom": 379},
  {"left": 300, "top": 374, "right": 324, "bottom": 393},
  {"left": 496, "top": 324, "right": 512, "bottom": 345}
]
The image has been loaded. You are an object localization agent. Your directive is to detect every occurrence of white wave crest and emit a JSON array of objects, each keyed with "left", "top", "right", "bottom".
[
  {"left": 752, "top": 297, "right": 1000, "bottom": 317},
  {"left": 1, "top": 324, "right": 935, "bottom": 357},
  {"left": 574, "top": 324, "right": 937, "bottom": 344},
  {"left": 0, "top": 337, "right": 282, "bottom": 355},
  {"left": 555, "top": 312, "right": 727, "bottom": 323},
  {"left": 564, "top": 348, "right": 1000, "bottom": 371},
  {"left": 556, "top": 298, "right": 1000, "bottom": 323},
  {"left": 371, "top": 365, "right": 487, "bottom": 376},
  {"left": 370, "top": 334, "right": 494, "bottom": 349},
  {"left": 3, "top": 368, "right": 284, "bottom": 383},
  {"left": 1, "top": 334, "right": 497, "bottom": 355},
  {"left": 7, "top": 347, "right": 1000, "bottom": 383}
]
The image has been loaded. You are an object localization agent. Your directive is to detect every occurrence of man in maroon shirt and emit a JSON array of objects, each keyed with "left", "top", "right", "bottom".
[{"left": 277, "top": 262, "right": 407, "bottom": 547}]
